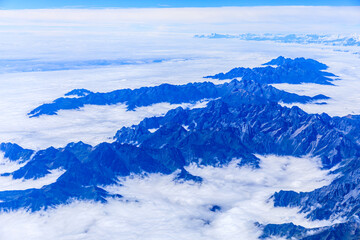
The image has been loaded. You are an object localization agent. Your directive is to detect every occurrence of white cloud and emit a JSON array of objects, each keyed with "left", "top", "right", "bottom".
[
  {"left": 0, "top": 155, "right": 339, "bottom": 240},
  {"left": 0, "top": 153, "right": 27, "bottom": 174},
  {"left": 273, "top": 51, "right": 360, "bottom": 117},
  {"left": 0, "top": 99, "right": 211, "bottom": 150},
  {"left": 0, "top": 169, "right": 64, "bottom": 191},
  {"left": 0, "top": 39, "right": 359, "bottom": 148},
  {"left": 0, "top": 7, "right": 358, "bottom": 62},
  {"left": 0, "top": 153, "right": 65, "bottom": 191},
  {"left": 0, "top": 7, "right": 359, "bottom": 34}
]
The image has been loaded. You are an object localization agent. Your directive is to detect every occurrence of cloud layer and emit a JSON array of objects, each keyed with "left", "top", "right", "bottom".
[
  {"left": 0, "top": 7, "right": 359, "bottom": 33},
  {"left": 0, "top": 155, "right": 339, "bottom": 240}
]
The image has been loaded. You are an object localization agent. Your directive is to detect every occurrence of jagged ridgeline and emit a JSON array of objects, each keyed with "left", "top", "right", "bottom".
[
  {"left": 27, "top": 56, "right": 330, "bottom": 118},
  {"left": 205, "top": 56, "right": 337, "bottom": 85},
  {"left": 2, "top": 57, "right": 360, "bottom": 239}
]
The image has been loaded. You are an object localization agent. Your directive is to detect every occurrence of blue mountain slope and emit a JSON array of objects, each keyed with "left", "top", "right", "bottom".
[
  {"left": 205, "top": 56, "right": 336, "bottom": 85},
  {"left": 65, "top": 88, "right": 92, "bottom": 97},
  {"left": 28, "top": 77, "right": 329, "bottom": 118},
  {"left": 0, "top": 143, "right": 34, "bottom": 162},
  {"left": 268, "top": 116, "right": 360, "bottom": 224},
  {"left": 256, "top": 222, "right": 314, "bottom": 239},
  {"left": 301, "top": 217, "right": 360, "bottom": 240},
  {"left": 116, "top": 99, "right": 360, "bottom": 169},
  {"left": 257, "top": 217, "right": 360, "bottom": 239},
  {"left": 273, "top": 157, "right": 360, "bottom": 221}
]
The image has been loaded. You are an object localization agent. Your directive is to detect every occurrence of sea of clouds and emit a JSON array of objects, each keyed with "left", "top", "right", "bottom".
[
  {"left": 0, "top": 6, "right": 359, "bottom": 239},
  {"left": 0, "top": 7, "right": 359, "bottom": 149},
  {"left": 0, "top": 155, "right": 340, "bottom": 240}
]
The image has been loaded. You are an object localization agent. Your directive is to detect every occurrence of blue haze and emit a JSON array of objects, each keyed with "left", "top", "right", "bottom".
[
  {"left": 0, "top": 58, "right": 167, "bottom": 73},
  {"left": 195, "top": 33, "right": 360, "bottom": 47}
]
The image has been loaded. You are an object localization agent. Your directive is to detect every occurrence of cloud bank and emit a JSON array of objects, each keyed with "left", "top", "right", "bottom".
[
  {"left": 0, "top": 155, "right": 339, "bottom": 240},
  {"left": 0, "top": 7, "right": 359, "bottom": 33}
]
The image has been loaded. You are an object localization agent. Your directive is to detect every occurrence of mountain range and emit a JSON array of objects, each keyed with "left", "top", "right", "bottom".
[
  {"left": 28, "top": 59, "right": 330, "bottom": 118},
  {"left": 195, "top": 33, "right": 360, "bottom": 47},
  {"left": 1, "top": 57, "right": 359, "bottom": 239}
]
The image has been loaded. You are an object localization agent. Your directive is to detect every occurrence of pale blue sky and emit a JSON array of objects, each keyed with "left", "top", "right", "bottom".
[{"left": 0, "top": 0, "right": 359, "bottom": 9}]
